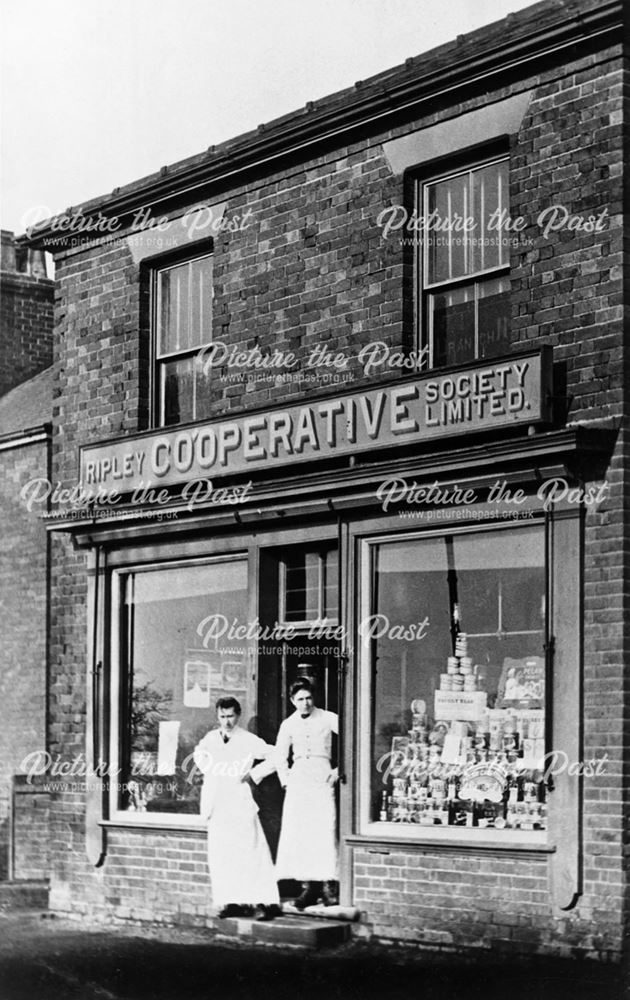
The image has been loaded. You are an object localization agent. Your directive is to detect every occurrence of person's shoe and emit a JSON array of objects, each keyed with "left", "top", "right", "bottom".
[
  {"left": 217, "top": 903, "right": 242, "bottom": 918},
  {"left": 322, "top": 881, "right": 339, "bottom": 906},
  {"left": 254, "top": 904, "right": 281, "bottom": 921},
  {"left": 293, "top": 881, "right": 322, "bottom": 910}
]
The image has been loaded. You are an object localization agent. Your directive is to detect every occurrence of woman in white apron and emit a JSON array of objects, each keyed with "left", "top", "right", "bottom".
[{"left": 274, "top": 678, "right": 338, "bottom": 909}]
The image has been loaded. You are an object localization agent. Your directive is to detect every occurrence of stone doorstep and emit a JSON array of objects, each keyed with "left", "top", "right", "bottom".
[
  {"left": 0, "top": 880, "right": 50, "bottom": 910},
  {"left": 214, "top": 914, "right": 351, "bottom": 949}
]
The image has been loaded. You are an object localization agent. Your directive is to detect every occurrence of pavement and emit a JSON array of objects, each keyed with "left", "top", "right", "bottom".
[{"left": 0, "top": 909, "right": 624, "bottom": 1000}]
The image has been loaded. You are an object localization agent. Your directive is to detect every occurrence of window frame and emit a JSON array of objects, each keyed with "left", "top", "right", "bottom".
[
  {"left": 356, "top": 518, "right": 551, "bottom": 848},
  {"left": 108, "top": 551, "right": 251, "bottom": 829},
  {"left": 417, "top": 154, "right": 511, "bottom": 370},
  {"left": 150, "top": 245, "right": 214, "bottom": 429},
  {"left": 278, "top": 545, "right": 339, "bottom": 630}
]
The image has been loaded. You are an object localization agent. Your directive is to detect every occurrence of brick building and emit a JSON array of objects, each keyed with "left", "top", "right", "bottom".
[
  {"left": 0, "top": 231, "right": 54, "bottom": 880},
  {"left": 14, "top": 0, "right": 630, "bottom": 967}
]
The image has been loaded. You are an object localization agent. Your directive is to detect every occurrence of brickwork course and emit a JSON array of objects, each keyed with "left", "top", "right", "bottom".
[{"left": 12, "top": 0, "right": 630, "bottom": 972}]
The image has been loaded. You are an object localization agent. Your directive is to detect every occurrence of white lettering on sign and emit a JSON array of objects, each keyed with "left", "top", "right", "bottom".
[
  {"left": 425, "top": 363, "right": 530, "bottom": 428},
  {"left": 80, "top": 352, "right": 549, "bottom": 491}
]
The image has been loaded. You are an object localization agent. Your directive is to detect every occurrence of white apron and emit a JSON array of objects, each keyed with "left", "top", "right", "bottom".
[
  {"left": 274, "top": 708, "right": 339, "bottom": 882},
  {"left": 193, "top": 727, "right": 279, "bottom": 908},
  {"left": 275, "top": 757, "right": 338, "bottom": 880},
  {"left": 206, "top": 785, "right": 279, "bottom": 907}
]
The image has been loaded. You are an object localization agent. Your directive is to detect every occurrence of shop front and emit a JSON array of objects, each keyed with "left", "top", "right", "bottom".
[{"left": 57, "top": 343, "right": 612, "bottom": 938}]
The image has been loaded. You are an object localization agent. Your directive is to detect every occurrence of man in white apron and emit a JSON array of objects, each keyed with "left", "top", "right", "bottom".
[
  {"left": 193, "top": 697, "right": 280, "bottom": 920},
  {"left": 274, "top": 678, "right": 339, "bottom": 909}
]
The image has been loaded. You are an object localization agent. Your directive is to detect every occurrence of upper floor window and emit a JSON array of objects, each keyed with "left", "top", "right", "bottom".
[
  {"left": 154, "top": 253, "right": 213, "bottom": 426},
  {"left": 421, "top": 158, "right": 510, "bottom": 369}
]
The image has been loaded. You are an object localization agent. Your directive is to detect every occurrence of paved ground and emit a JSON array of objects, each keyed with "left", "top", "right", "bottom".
[{"left": 0, "top": 910, "right": 624, "bottom": 1000}]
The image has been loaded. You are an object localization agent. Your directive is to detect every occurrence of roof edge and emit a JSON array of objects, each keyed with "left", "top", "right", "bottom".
[{"left": 17, "top": 0, "right": 623, "bottom": 250}]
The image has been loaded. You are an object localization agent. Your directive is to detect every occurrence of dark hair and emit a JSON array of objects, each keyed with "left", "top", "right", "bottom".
[
  {"left": 216, "top": 696, "right": 242, "bottom": 715},
  {"left": 290, "top": 678, "right": 314, "bottom": 698}
]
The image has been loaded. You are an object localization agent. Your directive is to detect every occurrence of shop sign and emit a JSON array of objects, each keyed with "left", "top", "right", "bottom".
[{"left": 80, "top": 349, "right": 551, "bottom": 492}]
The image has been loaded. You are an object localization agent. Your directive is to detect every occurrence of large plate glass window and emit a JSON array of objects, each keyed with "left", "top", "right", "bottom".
[
  {"left": 154, "top": 253, "right": 213, "bottom": 426},
  {"left": 360, "top": 524, "right": 548, "bottom": 841},
  {"left": 422, "top": 159, "right": 510, "bottom": 368},
  {"left": 111, "top": 557, "right": 250, "bottom": 821}
]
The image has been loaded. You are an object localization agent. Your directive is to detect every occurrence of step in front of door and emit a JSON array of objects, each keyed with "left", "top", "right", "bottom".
[{"left": 214, "top": 914, "right": 351, "bottom": 949}]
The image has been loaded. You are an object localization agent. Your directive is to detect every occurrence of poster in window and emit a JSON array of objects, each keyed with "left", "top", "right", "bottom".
[
  {"left": 183, "top": 660, "right": 212, "bottom": 708},
  {"left": 496, "top": 656, "right": 545, "bottom": 709},
  {"left": 222, "top": 659, "right": 247, "bottom": 690},
  {"left": 157, "top": 720, "right": 180, "bottom": 775}
]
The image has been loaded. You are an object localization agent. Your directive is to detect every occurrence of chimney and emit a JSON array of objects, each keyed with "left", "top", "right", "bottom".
[{"left": 0, "top": 231, "right": 55, "bottom": 397}]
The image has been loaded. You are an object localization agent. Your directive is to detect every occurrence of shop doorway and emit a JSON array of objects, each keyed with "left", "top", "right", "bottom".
[
  {"left": 254, "top": 542, "right": 341, "bottom": 901},
  {"left": 257, "top": 542, "right": 340, "bottom": 739}
]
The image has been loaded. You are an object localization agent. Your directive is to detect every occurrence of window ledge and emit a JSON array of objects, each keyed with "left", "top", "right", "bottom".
[
  {"left": 346, "top": 829, "right": 554, "bottom": 856},
  {"left": 100, "top": 817, "right": 206, "bottom": 834}
]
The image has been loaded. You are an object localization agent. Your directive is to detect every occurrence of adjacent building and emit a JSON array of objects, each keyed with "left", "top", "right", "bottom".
[{"left": 0, "top": 231, "right": 53, "bottom": 882}]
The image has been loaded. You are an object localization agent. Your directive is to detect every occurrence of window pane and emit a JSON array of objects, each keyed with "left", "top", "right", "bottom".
[
  {"left": 192, "top": 352, "right": 215, "bottom": 422},
  {"left": 368, "top": 527, "right": 547, "bottom": 834},
  {"left": 189, "top": 256, "right": 213, "bottom": 349},
  {"left": 430, "top": 285, "right": 475, "bottom": 367},
  {"left": 284, "top": 551, "right": 321, "bottom": 621},
  {"left": 426, "top": 173, "right": 469, "bottom": 284},
  {"left": 121, "top": 560, "right": 249, "bottom": 816},
  {"left": 323, "top": 549, "right": 339, "bottom": 620},
  {"left": 161, "top": 357, "right": 195, "bottom": 426},
  {"left": 157, "top": 262, "right": 188, "bottom": 356},
  {"left": 156, "top": 256, "right": 212, "bottom": 358},
  {"left": 470, "top": 160, "right": 508, "bottom": 272},
  {"left": 478, "top": 276, "right": 510, "bottom": 358}
]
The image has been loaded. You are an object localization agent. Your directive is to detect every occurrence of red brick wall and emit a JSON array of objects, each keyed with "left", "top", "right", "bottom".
[
  {"left": 0, "top": 270, "right": 54, "bottom": 397},
  {"left": 48, "top": 792, "right": 210, "bottom": 927},
  {"left": 12, "top": 778, "right": 51, "bottom": 881},
  {"left": 0, "top": 441, "right": 49, "bottom": 878},
  {"left": 511, "top": 51, "right": 627, "bottom": 961},
  {"left": 41, "top": 13, "right": 627, "bottom": 961}
]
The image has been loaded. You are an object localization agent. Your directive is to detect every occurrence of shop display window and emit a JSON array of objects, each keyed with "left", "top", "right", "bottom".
[
  {"left": 112, "top": 557, "right": 249, "bottom": 818},
  {"left": 154, "top": 253, "right": 214, "bottom": 426},
  {"left": 422, "top": 158, "right": 511, "bottom": 368},
  {"left": 361, "top": 524, "right": 548, "bottom": 839}
]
